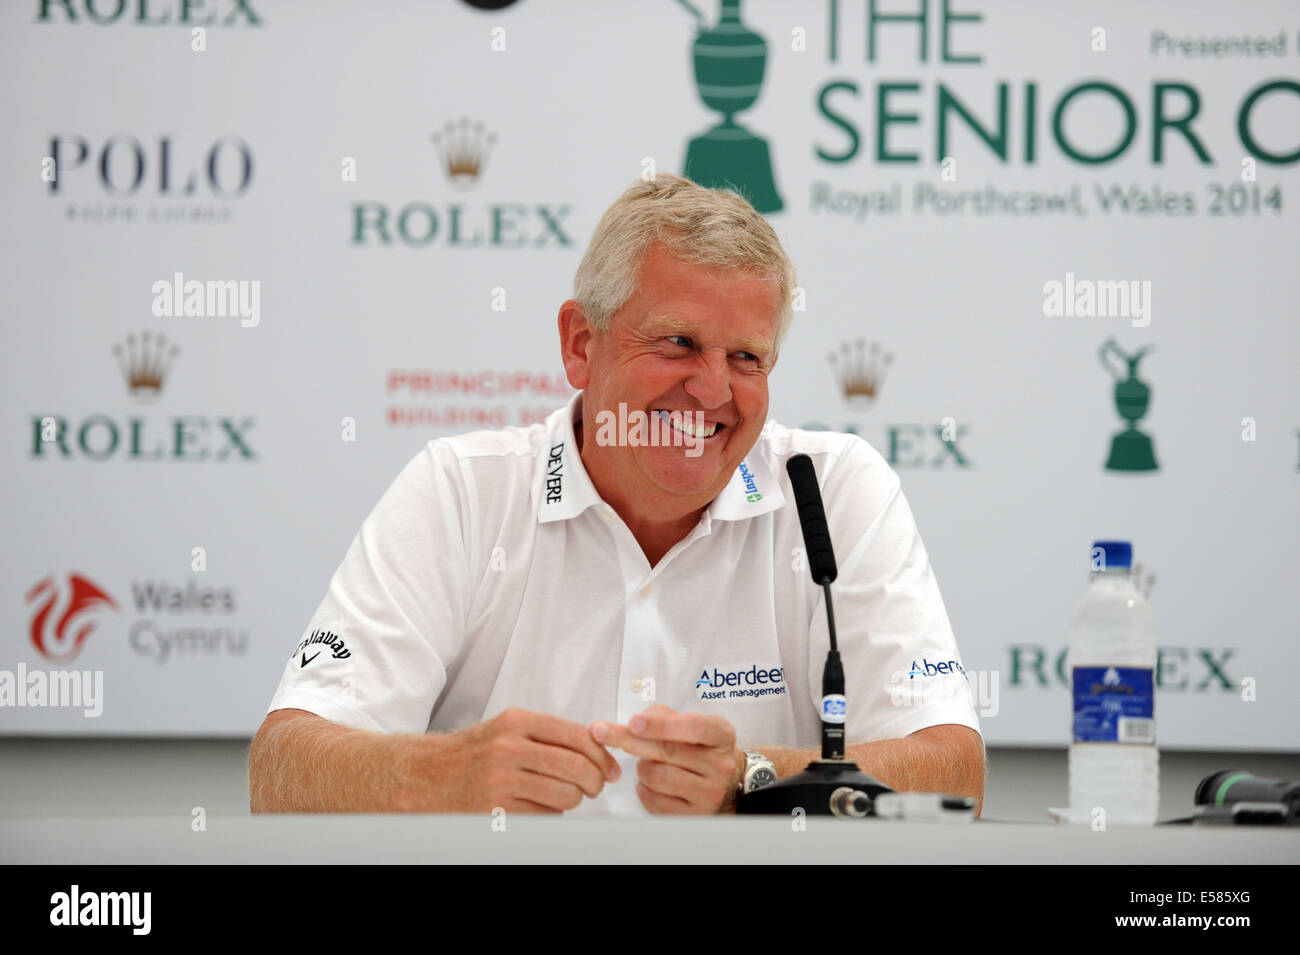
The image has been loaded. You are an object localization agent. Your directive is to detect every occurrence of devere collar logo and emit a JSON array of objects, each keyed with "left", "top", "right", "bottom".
[
  {"left": 738, "top": 460, "right": 761, "bottom": 502},
  {"left": 909, "top": 657, "right": 967, "bottom": 679}
]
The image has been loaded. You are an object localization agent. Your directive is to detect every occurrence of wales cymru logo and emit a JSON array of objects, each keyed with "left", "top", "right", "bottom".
[
  {"left": 674, "top": 0, "right": 783, "bottom": 213},
  {"left": 26, "top": 573, "right": 117, "bottom": 662}
]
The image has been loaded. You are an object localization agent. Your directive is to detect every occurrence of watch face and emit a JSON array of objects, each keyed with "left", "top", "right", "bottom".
[{"left": 749, "top": 768, "right": 778, "bottom": 791}]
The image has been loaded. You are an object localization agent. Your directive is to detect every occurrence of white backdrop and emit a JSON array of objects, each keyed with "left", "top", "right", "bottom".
[{"left": 2, "top": 0, "right": 1297, "bottom": 749}]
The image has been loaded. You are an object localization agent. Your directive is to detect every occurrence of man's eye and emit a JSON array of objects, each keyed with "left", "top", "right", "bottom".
[
  {"left": 667, "top": 336, "right": 692, "bottom": 348},
  {"left": 737, "top": 352, "right": 759, "bottom": 363}
]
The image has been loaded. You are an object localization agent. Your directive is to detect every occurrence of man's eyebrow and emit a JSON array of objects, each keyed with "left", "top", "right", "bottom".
[{"left": 645, "top": 315, "right": 775, "bottom": 357}]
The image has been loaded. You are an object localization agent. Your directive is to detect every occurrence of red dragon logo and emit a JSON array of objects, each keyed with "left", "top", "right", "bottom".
[{"left": 26, "top": 573, "right": 117, "bottom": 662}]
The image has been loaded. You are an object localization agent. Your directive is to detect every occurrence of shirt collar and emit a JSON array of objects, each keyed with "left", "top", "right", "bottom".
[
  {"left": 705, "top": 421, "right": 787, "bottom": 522},
  {"left": 535, "top": 392, "right": 604, "bottom": 524},
  {"left": 535, "top": 393, "right": 786, "bottom": 525}
]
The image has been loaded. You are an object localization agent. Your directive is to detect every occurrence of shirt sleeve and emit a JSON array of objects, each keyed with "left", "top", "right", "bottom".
[
  {"left": 265, "top": 440, "right": 472, "bottom": 734},
  {"left": 812, "top": 438, "right": 982, "bottom": 744}
]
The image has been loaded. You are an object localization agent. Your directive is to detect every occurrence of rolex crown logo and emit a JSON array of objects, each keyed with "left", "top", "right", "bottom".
[
  {"left": 113, "top": 331, "right": 179, "bottom": 403},
  {"left": 829, "top": 338, "right": 892, "bottom": 409},
  {"left": 431, "top": 118, "right": 497, "bottom": 188}
]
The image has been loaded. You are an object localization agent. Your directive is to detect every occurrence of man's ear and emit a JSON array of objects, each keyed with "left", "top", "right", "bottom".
[{"left": 558, "top": 299, "right": 594, "bottom": 390}]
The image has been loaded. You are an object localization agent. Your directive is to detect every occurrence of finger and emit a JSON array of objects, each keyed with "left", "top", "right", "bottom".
[
  {"left": 636, "top": 780, "right": 694, "bottom": 814},
  {"left": 502, "top": 798, "right": 562, "bottom": 814},
  {"left": 593, "top": 722, "right": 713, "bottom": 773},
  {"left": 637, "top": 759, "right": 717, "bottom": 808},
  {"left": 629, "top": 709, "right": 734, "bottom": 749},
  {"left": 509, "top": 710, "right": 620, "bottom": 782},
  {"left": 518, "top": 739, "right": 608, "bottom": 799},
  {"left": 514, "top": 769, "right": 586, "bottom": 812}
]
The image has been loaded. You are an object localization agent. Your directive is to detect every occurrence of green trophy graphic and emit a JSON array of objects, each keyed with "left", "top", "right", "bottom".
[
  {"left": 675, "top": 0, "right": 783, "bottom": 213},
  {"left": 1099, "top": 337, "right": 1159, "bottom": 472}
]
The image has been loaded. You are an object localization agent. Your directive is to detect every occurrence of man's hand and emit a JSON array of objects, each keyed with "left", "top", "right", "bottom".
[
  {"left": 426, "top": 707, "right": 621, "bottom": 813},
  {"left": 590, "top": 704, "right": 743, "bottom": 814}
]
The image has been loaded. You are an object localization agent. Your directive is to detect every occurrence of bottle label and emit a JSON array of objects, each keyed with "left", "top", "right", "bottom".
[
  {"left": 1072, "top": 666, "right": 1155, "bottom": 743},
  {"left": 821, "top": 694, "right": 846, "bottom": 724}
]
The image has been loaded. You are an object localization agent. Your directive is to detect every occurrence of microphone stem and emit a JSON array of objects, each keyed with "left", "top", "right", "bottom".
[
  {"left": 821, "top": 583, "right": 845, "bottom": 759},
  {"left": 822, "top": 581, "right": 838, "bottom": 653}
]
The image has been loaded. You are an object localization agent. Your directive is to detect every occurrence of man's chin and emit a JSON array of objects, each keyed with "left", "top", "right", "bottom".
[{"left": 638, "top": 447, "right": 730, "bottom": 495}]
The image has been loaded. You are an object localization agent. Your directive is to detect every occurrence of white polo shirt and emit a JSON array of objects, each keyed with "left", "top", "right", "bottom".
[{"left": 267, "top": 392, "right": 981, "bottom": 815}]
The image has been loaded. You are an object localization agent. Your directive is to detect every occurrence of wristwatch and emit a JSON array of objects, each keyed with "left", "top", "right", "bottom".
[{"left": 741, "top": 750, "right": 778, "bottom": 793}]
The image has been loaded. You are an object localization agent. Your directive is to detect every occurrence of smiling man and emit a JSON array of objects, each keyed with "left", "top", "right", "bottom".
[{"left": 250, "top": 174, "right": 985, "bottom": 816}]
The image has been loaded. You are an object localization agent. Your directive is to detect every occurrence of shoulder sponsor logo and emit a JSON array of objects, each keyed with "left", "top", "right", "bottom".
[
  {"left": 545, "top": 442, "right": 564, "bottom": 503},
  {"left": 738, "top": 461, "right": 762, "bottom": 502},
  {"left": 696, "top": 663, "right": 786, "bottom": 701},
  {"left": 908, "top": 657, "right": 968, "bottom": 679},
  {"left": 293, "top": 628, "right": 351, "bottom": 666}
]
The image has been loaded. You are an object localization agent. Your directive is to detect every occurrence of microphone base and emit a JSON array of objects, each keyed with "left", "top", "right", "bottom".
[{"left": 736, "top": 758, "right": 893, "bottom": 816}]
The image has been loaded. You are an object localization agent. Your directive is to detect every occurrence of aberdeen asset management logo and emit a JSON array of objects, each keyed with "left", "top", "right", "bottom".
[
  {"left": 696, "top": 663, "right": 787, "bottom": 701},
  {"left": 908, "top": 657, "right": 967, "bottom": 679},
  {"left": 26, "top": 573, "right": 118, "bottom": 662}
]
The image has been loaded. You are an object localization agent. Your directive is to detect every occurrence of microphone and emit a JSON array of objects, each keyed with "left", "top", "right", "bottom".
[
  {"left": 786, "top": 453, "right": 837, "bottom": 585},
  {"left": 737, "top": 454, "right": 894, "bottom": 816},
  {"left": 786, "top": 453, "right": 845, "bottom": 759},
  {"left": 1195, "top": 770, "right": 1300, "bottom": 815}
]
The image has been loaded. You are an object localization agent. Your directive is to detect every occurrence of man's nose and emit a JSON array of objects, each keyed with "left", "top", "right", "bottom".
[{"left": 683, "top": 349, "right": 732, "bottom": 408}]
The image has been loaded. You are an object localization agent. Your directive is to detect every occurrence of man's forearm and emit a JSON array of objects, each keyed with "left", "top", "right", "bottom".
[
  {"left": 248, "top": 710, "right": 439, "bottom": 813},
  {"left": 746, "top": 725, "right": 986, "bottom": 816}
]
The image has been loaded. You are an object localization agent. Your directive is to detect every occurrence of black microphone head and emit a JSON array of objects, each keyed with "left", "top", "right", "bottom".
[
  {"left": 1195, "top": 770, "right": 1250, "bottom": 806},
  {"left": 786, "top": 454, "right": 837, "bottom": 585}
]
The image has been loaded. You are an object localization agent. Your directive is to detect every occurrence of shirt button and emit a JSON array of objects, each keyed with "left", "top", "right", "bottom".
[
  {"left": 639, "top": 585, "right": 651, "bottom": 597},
  {"left": 630, "top": 678, "right": 643, "bottom": 692}
]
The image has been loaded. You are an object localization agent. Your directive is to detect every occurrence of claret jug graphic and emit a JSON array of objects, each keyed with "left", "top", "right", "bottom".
[
  {"left": 675, "top": 0, "right": 783, "bottom": 213},
  {"left": 1100, "top": 337, "right": 1159, "bottom": 472}
]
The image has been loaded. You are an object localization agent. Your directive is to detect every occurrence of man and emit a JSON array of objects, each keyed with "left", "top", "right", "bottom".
[{"left": 249, "top": 174, "right": 984, "bottom": 815}]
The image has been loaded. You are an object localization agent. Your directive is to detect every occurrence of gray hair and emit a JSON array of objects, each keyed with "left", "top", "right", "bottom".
[{"left": 573, "top": 173, "right": 796, "bottom": 350}]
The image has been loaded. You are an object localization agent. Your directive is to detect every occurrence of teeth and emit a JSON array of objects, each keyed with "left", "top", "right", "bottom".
[{"left": 656, "top": 410, "right": 718, "bottom": 438}]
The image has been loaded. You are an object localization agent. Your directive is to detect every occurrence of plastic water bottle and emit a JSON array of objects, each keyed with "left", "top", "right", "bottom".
[{"left": 1067, "top": 540, "right": 1159, "bottom": 826}]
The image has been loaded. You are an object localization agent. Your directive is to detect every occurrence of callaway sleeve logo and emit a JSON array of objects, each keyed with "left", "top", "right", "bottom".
[{"left": 292, "top": 628, "right": 351, "bottom": 666}]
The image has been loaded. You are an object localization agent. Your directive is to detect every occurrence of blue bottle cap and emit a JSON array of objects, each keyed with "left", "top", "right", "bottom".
[{"left": 1091, "top": 540, "right": 1132, "bottom": 569}]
